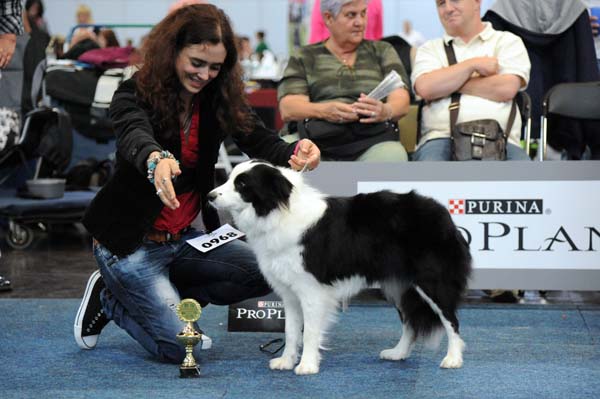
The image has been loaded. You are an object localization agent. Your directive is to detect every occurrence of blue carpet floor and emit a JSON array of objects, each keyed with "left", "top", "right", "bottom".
[{"left": 1, "top": 299, "right": 599, "bottom": 399}]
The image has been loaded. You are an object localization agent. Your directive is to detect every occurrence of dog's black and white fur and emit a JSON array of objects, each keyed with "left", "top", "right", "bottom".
[{"left": 208, "top": 160, "right": 472, "bottom": 375}]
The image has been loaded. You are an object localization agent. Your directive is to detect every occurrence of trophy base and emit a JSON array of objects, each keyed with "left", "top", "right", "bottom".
[{"left": 179, "top": 366, "right": 201, "bottom": 378}]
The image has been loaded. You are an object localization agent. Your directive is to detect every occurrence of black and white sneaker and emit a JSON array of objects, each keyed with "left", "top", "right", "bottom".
[
  {"left": 74, "top": 270, "right": 110, "bottom": 349},
  {"left": 0, "top": 275, "right": 11, "bottom": 292}
]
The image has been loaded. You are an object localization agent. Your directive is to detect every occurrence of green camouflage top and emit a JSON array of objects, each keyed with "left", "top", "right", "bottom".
[{"left": 277, "top": 40, "right": 409, "bottom": 104}]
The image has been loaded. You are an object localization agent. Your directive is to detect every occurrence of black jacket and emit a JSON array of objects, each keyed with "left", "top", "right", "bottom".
[
  {"left": 484, "top": 10, "right": 600, "bottom": 159},
  {"left": 82, "top": 78, "right": 296, "bottom": 257}
]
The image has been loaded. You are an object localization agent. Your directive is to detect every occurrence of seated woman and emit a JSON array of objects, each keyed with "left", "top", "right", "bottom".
[{"left": 278, "top": 0, "right": 411, "bottom": 161}]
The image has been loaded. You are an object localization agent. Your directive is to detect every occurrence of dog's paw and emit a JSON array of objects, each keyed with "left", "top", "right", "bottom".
[
  {"left": 294, "top": 361, "right": 319, "bottom": 375},
  {"left": 269, "top": 356, "right": 295, "bottom": 371},
  {"left": 440, "top": 355, "right": 463, "bottom": 369},
  {"left": 379, "top": 348, "right": 410, "bottom": 361}
]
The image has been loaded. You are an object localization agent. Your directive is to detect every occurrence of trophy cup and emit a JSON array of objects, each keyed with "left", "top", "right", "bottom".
[{"left": 176, "top": 298, "right": 203, "bottom": 378}]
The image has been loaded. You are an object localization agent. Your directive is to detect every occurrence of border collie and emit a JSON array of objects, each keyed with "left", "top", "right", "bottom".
[{"left": 207, "top": 161, "right": 472, "bottom": 375}]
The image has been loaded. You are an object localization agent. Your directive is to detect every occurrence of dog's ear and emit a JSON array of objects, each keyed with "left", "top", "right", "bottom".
[{"left": 234, "top": 164, "right": 293, "bottom": 217}]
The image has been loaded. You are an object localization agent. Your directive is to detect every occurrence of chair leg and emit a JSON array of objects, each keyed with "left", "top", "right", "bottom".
[{"left": 539, "top": 115, "right": 547, "bottom": 161}]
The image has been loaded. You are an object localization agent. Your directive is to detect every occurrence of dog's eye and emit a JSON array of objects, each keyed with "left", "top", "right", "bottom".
[{"left": 234, "top": 180, "right": 247, "bottom": 189}]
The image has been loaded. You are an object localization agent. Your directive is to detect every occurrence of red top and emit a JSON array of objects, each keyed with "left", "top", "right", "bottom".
[{"left": 153, "top": 101, "right": 202, "bottom": 234}]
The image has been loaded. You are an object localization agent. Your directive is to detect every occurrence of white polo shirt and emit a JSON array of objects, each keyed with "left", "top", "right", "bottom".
[{"left": 411, "top": 22, "right": 531, "bottom": 147}]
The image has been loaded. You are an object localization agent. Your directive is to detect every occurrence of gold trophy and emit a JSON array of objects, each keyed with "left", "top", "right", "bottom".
[{"left": 176, "top": 299, "right": 203, "bottom": 378}]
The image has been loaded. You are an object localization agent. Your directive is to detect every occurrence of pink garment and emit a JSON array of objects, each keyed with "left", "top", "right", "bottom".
[
  {"left": 78, "top": 46, "right": 135, "bottom": 69},
  {"left": 309, "top": 0, "right": 383, "bottom": 43},
  {"left": 167, "top": 0, "right": 207, "bottom": 14}
]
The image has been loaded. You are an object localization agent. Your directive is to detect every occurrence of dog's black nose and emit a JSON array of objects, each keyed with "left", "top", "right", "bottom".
[{"left": 207, "top": 191, "right": 218, "bottom": 202}]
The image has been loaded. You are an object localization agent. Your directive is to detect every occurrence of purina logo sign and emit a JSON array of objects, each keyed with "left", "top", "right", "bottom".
[
  {"left": 448, "top": 199, "right": 543, "bottom": 215},
  {"left": 228, "top": 293, "right": 285, "bottom": 332},
  {"left": 257, "top": 300, "right": 283, "bottom": 309},
  {"left": 358, "top": 180, "right": 600, "bottom": 270}
]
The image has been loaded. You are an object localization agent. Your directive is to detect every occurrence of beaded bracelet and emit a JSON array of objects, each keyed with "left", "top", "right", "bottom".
[{"left": 147, "top": 150, "right": 179, "bottom": 184}]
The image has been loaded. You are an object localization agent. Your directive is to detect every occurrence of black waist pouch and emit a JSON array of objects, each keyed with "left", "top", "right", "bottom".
[{"left": 298, "top": 119, "right": 398, "bottom": 160}]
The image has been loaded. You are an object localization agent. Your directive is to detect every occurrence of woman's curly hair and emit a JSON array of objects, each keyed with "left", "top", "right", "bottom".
[{"left": 135, "top": 4, "right": 253, "bottom": 138}]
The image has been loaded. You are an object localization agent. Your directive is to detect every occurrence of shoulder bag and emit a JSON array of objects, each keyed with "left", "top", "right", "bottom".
[{"left": 445, "top": 41, "right": 516, "bottom": 161}]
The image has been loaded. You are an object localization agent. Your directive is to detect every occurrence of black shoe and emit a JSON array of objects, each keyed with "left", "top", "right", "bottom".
[
  {"left": 74, "top": 270, "right": 110, "bottom": 349},
  {"left": 490, "top": 290, "right": 519, "bottom": 303},
  {"left": 0, "top": 275, "right": 12, "bottom": 292}
]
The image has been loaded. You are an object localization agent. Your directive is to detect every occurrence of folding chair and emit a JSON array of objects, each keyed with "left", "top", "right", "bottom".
[
  {"left": 516, "top": 91, "right": 532, "bottom": 157},
  {"left": 216, "top": 143, "right": 248, "bottom": 175},
  {"left": 539, "top": 82, "right": 600, "bottom": 161}
]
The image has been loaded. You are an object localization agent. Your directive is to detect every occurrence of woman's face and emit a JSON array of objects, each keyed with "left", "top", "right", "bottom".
[
  {"left": 28, "top": 3, "right": 40, "bottom": 18},
  {"left": 175, "top": 42, "right": 227, "bottom": 95},
  {"left": 77, "top": 11, "right": 91, "bottom": 24},
  {"left": 326, "top": 0, "right": 367, "bottom": 46}
]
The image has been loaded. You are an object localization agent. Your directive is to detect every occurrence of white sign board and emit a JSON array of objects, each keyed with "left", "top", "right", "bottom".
[{"left": 358, "top": 181, "right": 600, "bottom": 270}]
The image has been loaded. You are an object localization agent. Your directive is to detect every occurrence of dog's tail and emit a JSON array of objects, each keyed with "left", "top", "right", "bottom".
[{"left": 398, "top": 286, "right": 445, "bottom": 342}]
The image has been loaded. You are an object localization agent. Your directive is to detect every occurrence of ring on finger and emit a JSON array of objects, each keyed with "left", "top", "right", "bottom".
[
  {"left": 161, "top": 177, "right": 168, "bottom": 185},
  {"left": 156, "top": 188, "right": 163, "bottom": 196},
  {"left": 371, "top": 111, "right": 375, "bottom": 117}
]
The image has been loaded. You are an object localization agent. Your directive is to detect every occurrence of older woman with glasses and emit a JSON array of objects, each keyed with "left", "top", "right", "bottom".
[{"left": 278, "top": 0, "right": 411, "bottom": 161}]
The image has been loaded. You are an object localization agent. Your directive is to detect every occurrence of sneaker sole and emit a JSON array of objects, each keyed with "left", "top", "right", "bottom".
[
  {"left": 201, "top": 336, "right": 212, "bottom": 350},
  {"left": 74, "top": 270, "right": 102, "bottom": 350}
]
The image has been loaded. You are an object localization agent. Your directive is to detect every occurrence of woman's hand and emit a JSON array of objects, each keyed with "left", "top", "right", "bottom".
[
  {"left": 0, "top": 33, "right": 17, "bottom": 68},
  {"left": 149, "top": 152, "right": 182, "bottom": 210},
  {"left": 319, "top": 101, "right": 359, "bottom": 124},
  {"left": 352, "top": 94, "right": 391, "bottom": 123},
  {"left": 289, "top": 139, "right": 321, "bottom": 171},
  {"left": 70, "top": 29, "right": 97, "bottom": 47}
]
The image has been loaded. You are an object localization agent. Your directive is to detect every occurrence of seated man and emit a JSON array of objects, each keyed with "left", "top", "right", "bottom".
[
  {"left": 411, "top": 0, "right": 531, "bottom": 161},
  {"left": 278, "top": 0, "right": 410, "bottom": 162}
]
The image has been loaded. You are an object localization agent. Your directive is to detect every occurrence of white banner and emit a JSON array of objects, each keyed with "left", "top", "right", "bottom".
[{"left": 357, "top": 181, "right": 600, "bottom": 270}]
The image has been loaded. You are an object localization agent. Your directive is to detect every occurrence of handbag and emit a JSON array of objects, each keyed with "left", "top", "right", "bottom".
[
  {"left": 445, "top": 42, "right": 516, "bottom": 161},
  {"left": 297, "top": 119, "right": 398, "bottom": 161}
]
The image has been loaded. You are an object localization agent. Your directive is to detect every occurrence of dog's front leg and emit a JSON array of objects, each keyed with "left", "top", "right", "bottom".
[
  {"left": 295, "top": 291, "right": 334, "bottom": 375},
  {"left": 269, "top": 290, "right": 302, "bottom": 371}
]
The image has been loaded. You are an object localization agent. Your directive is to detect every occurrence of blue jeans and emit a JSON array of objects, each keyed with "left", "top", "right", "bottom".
[
  {"left": 412, "top": 138, "right": 531, "bottom": 161},
  {"left": 94, "top": 228, "right": 270, "bottom": 363}
]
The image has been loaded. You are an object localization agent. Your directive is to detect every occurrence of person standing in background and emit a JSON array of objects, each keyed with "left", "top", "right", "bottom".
[
  {"left": 309, "top": 0, "right": 382, "bottom": 43},
  {"left": 0, "top": 0, "right": 24, "bottom": 291},
  {"left": 254, "top": 30, "right": 269, "bottom": 59},
  {"left": 24, "top": 0, "right": 48, "bottom": 34},
  {"left": 0, "top": 0, "right": 23, "bottom": 68},
  {"left": 236, "top": 35, "right": 252, "bottom": 61},
  {"left": 97, "top": 28, "right": 119, "bottom": 48},
  {"left": 70, "top": 4, "right": 96, "bottom": 47},
  {"left": 399, "top": 20, "right": 426, "bottom": 47},
  {"left": 75, "top": 4, "right": 93, "bottom": 26},
  {"left": 167, "top": 0, "right": 206, "bottom": 14},
  {"left": 585, "top": 0, "right": 600, "bottom": 70}
]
